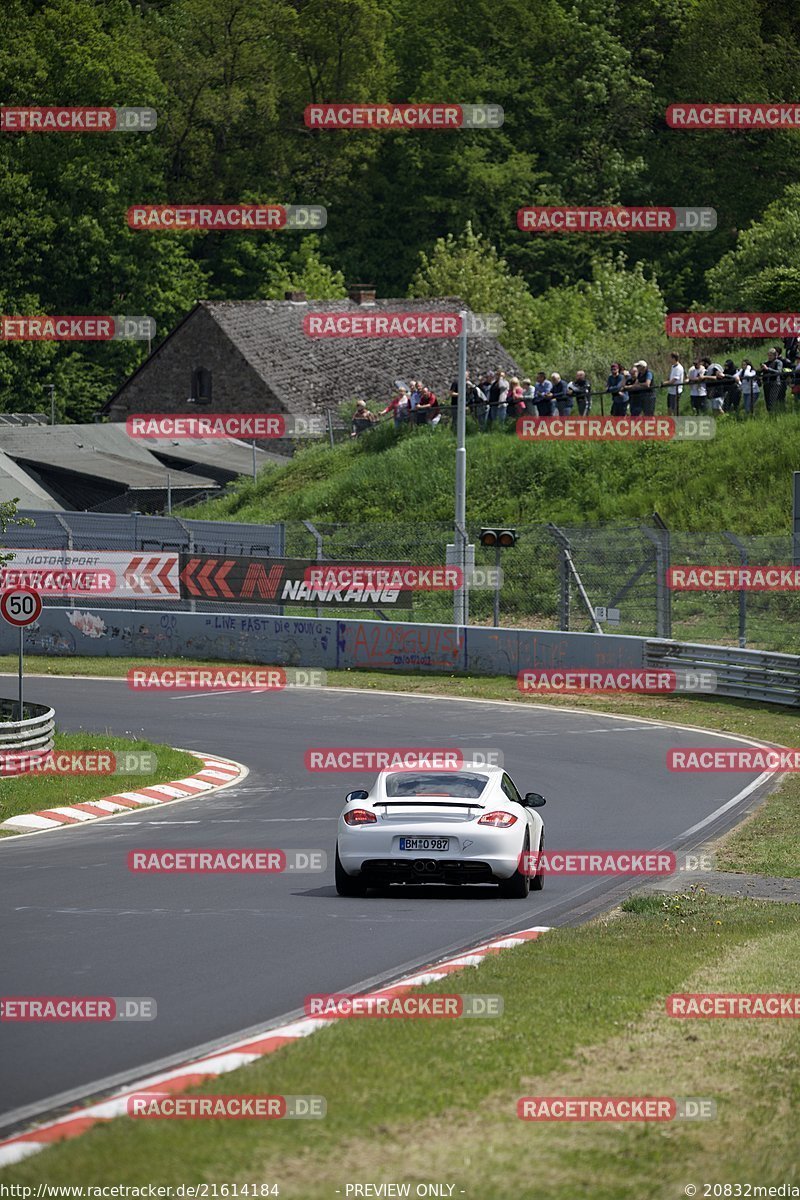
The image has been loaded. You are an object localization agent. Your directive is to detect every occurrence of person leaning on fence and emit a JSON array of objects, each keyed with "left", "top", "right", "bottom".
[
  {"left": 688, "top": 358, "right": 708, "bottom": 414},
  {"left": 415, "top": 386, "right": 441, "bottom": 426},
  {"left": 761, "top": 347, "right": 785, "bottom": 412},
  {"left": 664, "top": 352, "right": 684, "bottom": 416},
  {"left": 792, "top": 358, "right": 800, "bottom": 404},
  {"left": 551, "top": 372, "right": 572, "bottom": 416},
  {"left": 507, "top": 376, "right": 526, "bottom": 418},
  {"left": 351, "top": 399, "right": 378, "bottom": 437},
  {"left": 721, "top": 360, "right": 742, "bottom": 414},
  {"left": 379, "top": 387, "right": 410, "bottom": 428},
  {"left": 521, "top": 376, "right": 536, "bottom": 416},
  {"left": 487, "top": 369, "right": 509, "bottom": 425},
  {"left": 466, "top": 375, "right": 487, "bottom": 425},
  {"left": 568, "top": 370, "right": 591, "bottom": 415},
  {"left": 534, "top": 371, "right": 555, "bottom": 416},
  {"left": 606, "top": 363, "right": 628, "bottom": 416},
  {"left": 740, "top": 359, "right": 759, "bottom": 414},
  {"left": 625, "top": 360, "right": 656, "bottom": 416},
  {"left": 702, "top": 358, "right": 726, "bottom": 415}
]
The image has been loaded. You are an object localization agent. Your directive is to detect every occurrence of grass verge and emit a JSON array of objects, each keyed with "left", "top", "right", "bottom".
[
  {"left": 2, "top": 891, "right": 798, "bottom": 1194},
  {"left": 0, "top": 730, "right": 201, "bottom": 830},
  {"left": 1, "top": 655, "right": 796, "bottom": 874}
]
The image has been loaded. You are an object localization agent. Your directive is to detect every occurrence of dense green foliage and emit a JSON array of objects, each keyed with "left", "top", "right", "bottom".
[{"left": 2, "top": 0, "right": 799, "bottom": 419}]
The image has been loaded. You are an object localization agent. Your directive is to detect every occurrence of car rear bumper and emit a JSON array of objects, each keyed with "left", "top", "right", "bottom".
[{"left": 358, "top": 857, "right": 497, "bottom": 884}]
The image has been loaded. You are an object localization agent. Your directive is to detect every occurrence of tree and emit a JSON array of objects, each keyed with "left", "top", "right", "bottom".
[
  {"left": 705, "top": 184, "right": 800, "bottom": 311},
  {"left": 408, "top": 223, "right": 538, "bottom": 362}
]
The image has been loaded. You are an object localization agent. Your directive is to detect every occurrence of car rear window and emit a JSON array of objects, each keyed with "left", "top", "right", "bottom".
[{"left": 384, "top": 771, "right": 489, "bottom": 798}]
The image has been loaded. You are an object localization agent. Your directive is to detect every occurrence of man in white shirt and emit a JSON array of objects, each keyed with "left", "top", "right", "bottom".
[
  {"left": 663, "top": 352, "right": 684, "bottom": 415},
  {"left": 688, "top": 359, "right": 707, "bottom": 414}
]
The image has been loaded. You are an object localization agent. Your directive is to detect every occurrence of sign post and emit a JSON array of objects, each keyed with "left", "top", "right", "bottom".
[{"left": 1, "top": 588, "right": 43, "bottom": 720}]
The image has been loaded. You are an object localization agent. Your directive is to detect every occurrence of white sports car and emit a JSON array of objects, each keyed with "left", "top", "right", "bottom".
[{"left": 335, "top": 763, "right": 546, "bottom": 898}]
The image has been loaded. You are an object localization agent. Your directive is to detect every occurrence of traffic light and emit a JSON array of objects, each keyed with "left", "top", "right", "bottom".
[{"left": 479, "top": 527, "right": 518, "bottom": 548}]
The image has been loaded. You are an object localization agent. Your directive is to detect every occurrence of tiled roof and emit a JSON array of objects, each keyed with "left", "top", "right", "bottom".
[{"left": 202, "top": 297, "right": 522, "bottom": 412}]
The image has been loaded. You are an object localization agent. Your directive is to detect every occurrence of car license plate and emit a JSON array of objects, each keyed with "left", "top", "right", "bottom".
[{"left": 399, "top": 837, "right": 450, "bottom": 851}]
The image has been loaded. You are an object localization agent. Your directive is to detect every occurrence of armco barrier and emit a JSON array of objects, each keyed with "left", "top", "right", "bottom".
[
  {"left": 645, "top": 639, "right": 800, "bottom": 707},
  {"left": 0, "top": 699, "right": 56, "bottom": 771},
  {"left": 0, "top": 608, "right": 797, "bottom": 706}
]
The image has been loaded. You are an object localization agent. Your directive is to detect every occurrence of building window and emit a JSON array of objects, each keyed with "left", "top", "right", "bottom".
[{"left": 191, "top": 367, "right": 212, "bottom": 404}]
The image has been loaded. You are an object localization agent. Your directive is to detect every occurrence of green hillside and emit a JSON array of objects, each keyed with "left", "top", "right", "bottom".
[{"left": 192, "top": 413, "right": 800, "bottom": 534}]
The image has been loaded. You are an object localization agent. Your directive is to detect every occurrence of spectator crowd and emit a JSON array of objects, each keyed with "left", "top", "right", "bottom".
[{"left": 351, "top": 335, "right": 800, "bottom": 435}]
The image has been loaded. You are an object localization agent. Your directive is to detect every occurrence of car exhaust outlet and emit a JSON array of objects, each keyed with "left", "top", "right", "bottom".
[
  {"left": 413, "top": 860, "right": 427, "bottom": 874},
  {"left": 425, "top": 860, "right": 438, "bottom": 872}
]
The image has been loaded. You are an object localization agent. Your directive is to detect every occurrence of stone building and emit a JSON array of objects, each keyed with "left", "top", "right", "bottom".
[{"left": 102, "top": 288, "right": 522, "bottom": 423}]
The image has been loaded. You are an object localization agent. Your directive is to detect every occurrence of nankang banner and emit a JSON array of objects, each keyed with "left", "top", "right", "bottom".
[{"left": 178, "top": 554, "right": 413, "bottom": 607}]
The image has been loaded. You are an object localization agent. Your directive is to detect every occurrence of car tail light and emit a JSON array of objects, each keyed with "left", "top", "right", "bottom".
[
  {"left": 477, "top": 811, "right": 518, "bottom": 827},
  {"left": 343, "top": 808, "right": 377, "bottom": 826}
]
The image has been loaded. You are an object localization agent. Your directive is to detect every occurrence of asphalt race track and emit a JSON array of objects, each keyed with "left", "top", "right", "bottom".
[{"left": 0, "top": 675, "right": 775, "bottom": 1132}]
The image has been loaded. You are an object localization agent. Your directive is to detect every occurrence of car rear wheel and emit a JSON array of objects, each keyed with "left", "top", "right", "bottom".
[
  {"left": 531, "top": 829, "right": 545, "bottom": 891},
  {"left": 498, "top": 834, "right": 531, "bottom": 899},
  {"left": 335, "top": 846, "right": 368, "bottom": 896}
]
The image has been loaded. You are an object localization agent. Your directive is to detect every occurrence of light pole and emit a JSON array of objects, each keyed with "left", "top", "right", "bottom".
[{"left": 453, "top": 310, "right": 469, "bottom": 627}]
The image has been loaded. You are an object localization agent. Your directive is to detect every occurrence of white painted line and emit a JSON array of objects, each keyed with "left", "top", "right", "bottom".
[{"left": 675, "top": 772, "right": 777, "bottom": 839}]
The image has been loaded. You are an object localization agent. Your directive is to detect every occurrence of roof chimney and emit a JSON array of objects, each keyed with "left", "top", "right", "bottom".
[
  {"left": 285, "top": 289, "right": 307, "bottom": 302},
  {"left": 348, "top": 284, "right": 376, "bottom": 305}
]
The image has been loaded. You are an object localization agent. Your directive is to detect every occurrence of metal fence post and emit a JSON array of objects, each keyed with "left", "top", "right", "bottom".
[
  {"left": 793, "top": 472, "right": 800, "bottom": 567},
  {"left": 641, "top": 514, "right": 671, "bottom": 639},
  {"left": 724, "top": 531, "right": 748, "bottom": 648},
  {"left": 303, "top": 519, "right": 324, "bottom": 619}
]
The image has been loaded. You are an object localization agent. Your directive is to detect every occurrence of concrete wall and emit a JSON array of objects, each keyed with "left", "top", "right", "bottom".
[{"left": 0, "top": 607, "right": 647, "bottom": 676}]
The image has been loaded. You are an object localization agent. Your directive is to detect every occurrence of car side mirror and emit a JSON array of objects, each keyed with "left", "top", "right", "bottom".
[
  {"left": 345, "top": 789, "right": 369, "bottom": 803},
  {"left": 524, "top": 792, "right": 547, "bottom": 807}
]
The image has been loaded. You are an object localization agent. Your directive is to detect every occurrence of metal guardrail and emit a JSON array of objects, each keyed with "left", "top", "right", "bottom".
[
  {"left": 645, "top": 640, "right": 800, "bottom": 707},
  {"left": 0, "top": 700, "right": 56, "bottom": 772}
]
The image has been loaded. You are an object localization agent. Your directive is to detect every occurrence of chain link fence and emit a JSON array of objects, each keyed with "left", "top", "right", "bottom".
[{"left": 2, "top": 511, "right": 799, "bottom": 651}]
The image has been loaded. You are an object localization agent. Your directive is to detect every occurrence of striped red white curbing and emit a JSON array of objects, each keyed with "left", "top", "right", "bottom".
[
  {"left": 0, "top": 927, "right": 549, "bottom": 1165},
  {"left": 0, "top": 754, "right": 244, "bottom": 833}
]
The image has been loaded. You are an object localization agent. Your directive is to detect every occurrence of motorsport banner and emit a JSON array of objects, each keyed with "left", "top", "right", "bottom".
[{"left": 0, "top": 550, "right": 180, "bottom": 599}]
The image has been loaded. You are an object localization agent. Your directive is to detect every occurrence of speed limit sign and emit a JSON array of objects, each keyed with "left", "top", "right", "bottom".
[
  {"left": 1, "top": 588, "right": 42, "bottom": 627},
  {"left": 0, "top": 588, "right": 42, "bottom": 723}
]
